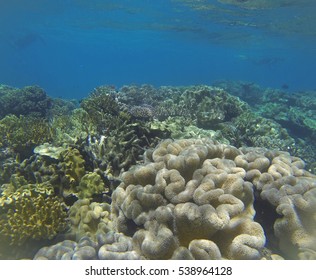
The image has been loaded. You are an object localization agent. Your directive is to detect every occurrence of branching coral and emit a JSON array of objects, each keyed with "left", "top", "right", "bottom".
[{"left": 0, "top": 115, "right": 53, "bottom": 158}]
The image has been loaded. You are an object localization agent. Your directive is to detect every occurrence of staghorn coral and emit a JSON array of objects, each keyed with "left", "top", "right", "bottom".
[
  {"left": 49, "top": 108, "right": 96, "bottom": 145},
  {"left": 80, "top": 86, "right": 121, "bottom": 134},
  {"left": 111, "top": 138, "right": 316, "bottom": 259},
  {"left": 83, "top": 120, "right": 167, "bottom": 177}
]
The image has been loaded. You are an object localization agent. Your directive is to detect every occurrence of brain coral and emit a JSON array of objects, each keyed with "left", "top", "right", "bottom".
[{"left": 111, "top": 138, "right": 316, "bottom": 260}]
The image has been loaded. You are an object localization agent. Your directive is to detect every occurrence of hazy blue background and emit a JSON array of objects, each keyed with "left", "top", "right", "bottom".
[{"left": 1, "top": 0, "right": 316, "bottom": 99}]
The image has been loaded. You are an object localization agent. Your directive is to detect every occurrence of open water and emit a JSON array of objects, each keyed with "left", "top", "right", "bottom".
[{"left": 1, "top": 0, "right": 316, "bottom": 99}]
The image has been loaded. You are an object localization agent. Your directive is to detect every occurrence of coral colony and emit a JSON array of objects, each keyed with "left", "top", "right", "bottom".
[{"left": 0, "top": 83, "right": 315, "bottom": 259}]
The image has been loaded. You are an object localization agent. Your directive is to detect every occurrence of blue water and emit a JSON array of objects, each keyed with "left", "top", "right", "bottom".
[{"left": 1, "top": 0, "right": 316, "bottom": 99}]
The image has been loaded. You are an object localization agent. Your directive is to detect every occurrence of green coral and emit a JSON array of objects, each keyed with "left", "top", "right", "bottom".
[{"left": 76, "top": 172, "right": 109, "bottom": 199}]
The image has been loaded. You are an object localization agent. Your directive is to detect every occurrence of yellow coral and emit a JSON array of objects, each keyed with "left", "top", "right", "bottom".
[
  {"left": 0, "top": 194, "right": 67, "bottom": 246},
  {"left": 0, "top": 115, "right": 53, "bottom": 153},
  {"left": 76, "top": 172, "right": 108, "bottom": 199},
  {"left": 59, "top": 147, "right": 85, "bottom": 189}
]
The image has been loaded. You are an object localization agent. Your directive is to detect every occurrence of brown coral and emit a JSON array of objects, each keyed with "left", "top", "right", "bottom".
[
  {"left": 0, "top": 194, "right": 67, "bottom": 246},
  {"left": 111, "top": 138, "right": 316, "bottom": 259}
]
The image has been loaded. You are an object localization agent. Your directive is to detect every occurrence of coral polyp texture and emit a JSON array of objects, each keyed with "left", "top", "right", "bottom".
[{"left": 111, "top": 138, "right": 316, "bottom": 260}]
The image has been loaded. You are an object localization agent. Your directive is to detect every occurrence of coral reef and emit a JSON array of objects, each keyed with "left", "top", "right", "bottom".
[
  {"left": 76, "top": 172, "right": 109, "bottom": 199},
  {"left": 33, "top": 231, "right": 142, "bottom": 260},
  {"left": 49, "top": 108, "right": 95, "bottom": 145},
  {"left": 66, "top": 199, "right": 112, "bottom": 242},
  {"left": 0, "top": 182, "right": 67, "bottom": 257},
  {"left": 0, "top": 85, "right": 52, "bottom": 119},
  {"left": 83, "top": 119, "right": 168, "bottom": 177},
  {"left": 233, "top": 111, "right": 295, "bottom": 151},
  {"left": 59, "top": 147, "right": 86, "bottom": 191},
  {"left": 80, "top": 86, "right": 121, "bottom": 134},
  {"left": 0, "top": 115, "right": 53, "bottom": 158},
  {"left": 111, "top": 139, "right": 316, "bottom": 259},
  {"left": 212, "top": 81, "right": 316, "bottom": 171},
  {"left": 180, "top": 86, "right": 247, "bottom": 129},
  {"left": 0, "top": 83, "right": 316, "bottom": 260}
]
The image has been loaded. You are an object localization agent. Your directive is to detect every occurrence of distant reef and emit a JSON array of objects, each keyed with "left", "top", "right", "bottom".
[{"left": 0, "top": 82, "right": 315, "bottom": 260}]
